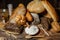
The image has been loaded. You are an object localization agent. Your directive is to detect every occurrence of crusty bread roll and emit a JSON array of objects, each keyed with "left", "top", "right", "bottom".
[
  {"left": 14, "top": 4, "right": 26, "bottom": 15},
  {"left": 9, "top": 4, "right": 26, "bottom": 25},
  {"left": 27, "top": 0, "right": 45, "bottom": 13},
  {"left": 10, "top": 14, "right": 26, "bottom": 26},
  {"left": 41, "top": 1, "right": 59, "bottom": 21},
  {"left": 26, "top": 11, "right": 33, "bottom": 22},
  {"left": 10, "top": 4, "right": 26, "bottom": 19},
  {"left": 17, "top": 15, "right": 26, "bottom": 25}
]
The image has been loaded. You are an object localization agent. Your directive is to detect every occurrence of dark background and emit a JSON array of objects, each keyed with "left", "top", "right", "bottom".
[
  {"left": 0, "top": 0, "right": 60, "bottom": 8},
  {"left": 0, "top": 0, "right": 60, "bottom": 16},
  {"left": 0, "top": 0, "right": 32, "bottom": 9}
]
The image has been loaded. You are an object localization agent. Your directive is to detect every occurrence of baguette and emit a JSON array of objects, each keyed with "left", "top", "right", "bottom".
[
  {"left": 41, "top": 1, "right": 59, "bottom": 21},
  {"left": 51, "top": 21, "right": 60, "bottom": 32}
]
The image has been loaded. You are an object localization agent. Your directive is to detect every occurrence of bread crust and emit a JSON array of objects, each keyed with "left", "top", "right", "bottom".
[
  {"left": 26, "top": 11, "right": 33, "bottom": 22},
  {"left": 41, "top": 1, "right": 59, "bottom": 21}
]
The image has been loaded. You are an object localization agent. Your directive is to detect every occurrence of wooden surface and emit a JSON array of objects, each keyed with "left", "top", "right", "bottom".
[{"left": 0, "top": 28, "right": 60, "bottom": 40}]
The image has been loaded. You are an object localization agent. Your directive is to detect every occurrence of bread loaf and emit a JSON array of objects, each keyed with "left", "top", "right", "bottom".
[{"left": 27, "top": 0, "right": 45, "bottom": 13}]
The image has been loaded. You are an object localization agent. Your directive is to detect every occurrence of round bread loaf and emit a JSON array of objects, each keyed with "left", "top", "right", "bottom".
[{"left": 27, "top": 0, "right": 45, "bottom": 13}]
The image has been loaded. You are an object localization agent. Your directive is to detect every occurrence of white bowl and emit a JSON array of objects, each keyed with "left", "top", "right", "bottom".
[{"left": 25, "top": 25, "right": 39, "bottom": 35}]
